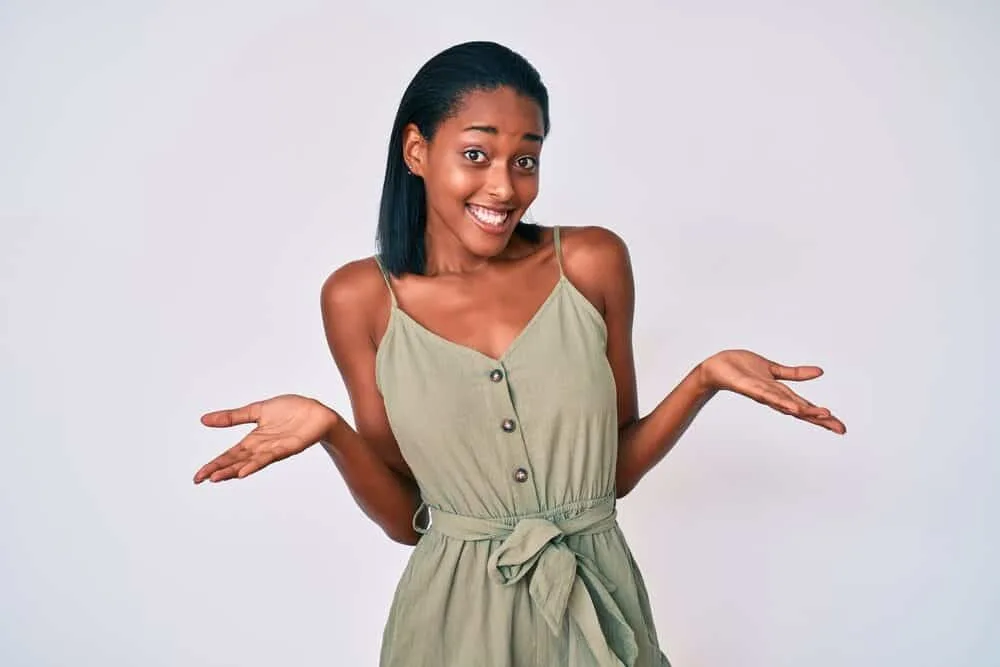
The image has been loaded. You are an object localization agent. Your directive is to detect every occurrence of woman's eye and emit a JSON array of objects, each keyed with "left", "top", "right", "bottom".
[
  {"left": 463, "top": 149, "right": 487, "bottom": 163},
  {"left": 516, "top": 156, "right": 538, "bottom": 171}
]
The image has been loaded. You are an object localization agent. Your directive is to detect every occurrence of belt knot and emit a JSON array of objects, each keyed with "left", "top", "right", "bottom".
[{"left": 429, "top": 498, "right": 639, "bottom": 667}]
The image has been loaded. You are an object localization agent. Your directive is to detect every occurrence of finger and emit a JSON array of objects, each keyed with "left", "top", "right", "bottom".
[
  {"left": 768, "top": 363, "right": 824, "bottom": 382},
  {"left": 198, "top": 446, "right": 247, "bottom": 475},
  {"left": 237, "top": 437, "right": 301, "bottom": 478},
  {"left": 747, "top": 387, "right": 803, "bottom": 416},
  {"left": 776, "top": 387, "right": 832, "bottom": 418},
  {"left": 763, "top": 394, "right": 846, "bottom": 434},
  {"left": 194, "top": 457, "right": 240, "bottom": 484},
  {"left": 209, "top": 457, "right": 257, "bottom": 482},
  {"left": 216, "top": 449, "right": 279, "bottom": 482},
  {"left": 201, "top": 402, "right": 262, "bottom": 428},
  {"left": 807, "top": 402, "right": 833, "bottom": 419},
  {"left": 763, "top": 391, "right": 830, "bottom": 420},
  {"left": 748, "top": 380, "right": 845, "bottom": 433},
  {"left": 206, "top": 435, "right": 296, "bottom": 482},
  {"left": 236, "top": 456, "right": 274, "bottom": 479},
  {"left": 746, "top": 383, "right": 812, "bottom": 417},
  {"left": 798, "top": 412, "right": 847, "bottom": 434},
  {"left": 194, "top": 457, "right": 227, "bottom": 484},
  {"left": 757, "top": 380, "right": 829, "bottom": 417},
  {"left": 193, "top": 443, "right": 253, "bottom": 483}
]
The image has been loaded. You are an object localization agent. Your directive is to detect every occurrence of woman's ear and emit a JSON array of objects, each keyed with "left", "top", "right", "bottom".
[{"left": 402, "top": 123, "right": 428, "bottom": 177}]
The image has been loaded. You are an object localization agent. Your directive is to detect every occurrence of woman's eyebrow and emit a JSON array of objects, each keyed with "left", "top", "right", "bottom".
[{"left": 462, "top": 125, "right": 543, "bottom": 143}]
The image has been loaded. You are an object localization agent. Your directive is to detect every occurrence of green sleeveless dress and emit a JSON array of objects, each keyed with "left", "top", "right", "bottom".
[{"left": 374, "top": 226, "right": 671, "bottom": 666}]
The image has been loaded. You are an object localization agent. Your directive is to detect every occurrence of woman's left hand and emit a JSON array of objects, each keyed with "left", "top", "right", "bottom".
[{"left": 698, "top": 349, "right": 846, "bottom": 434}]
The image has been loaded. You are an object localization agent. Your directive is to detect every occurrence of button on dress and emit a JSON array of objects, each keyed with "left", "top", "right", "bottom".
[{"left": 374, "top": 226, "right": 671, "bottom": 666}]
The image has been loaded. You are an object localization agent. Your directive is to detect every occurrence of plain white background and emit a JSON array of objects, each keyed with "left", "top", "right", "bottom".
[{"left": 1, "top": 1, "right": 995, "bottom": 665}]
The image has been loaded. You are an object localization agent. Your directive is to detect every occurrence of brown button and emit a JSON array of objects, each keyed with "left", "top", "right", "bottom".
[
  {"left": 513, "top": 468, "right": 529, "bottom": 483},
  {"left": 489, "top": 368, "right": 504, "bottom": 383},
  {"left": 501, "top": 418, "right": 516, "bottom": 433}
]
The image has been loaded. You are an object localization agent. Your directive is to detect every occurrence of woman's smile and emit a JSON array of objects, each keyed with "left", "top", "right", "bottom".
[{"left": 466, "top": 203, "right": 514, "bottom": 234}]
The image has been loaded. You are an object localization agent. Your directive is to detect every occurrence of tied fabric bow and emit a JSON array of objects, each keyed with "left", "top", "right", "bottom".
[{"left": 430, "top": 501, "right": 639, "bottom": 667}]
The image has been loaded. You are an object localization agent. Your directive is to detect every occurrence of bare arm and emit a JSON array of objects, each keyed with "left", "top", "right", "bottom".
[
  {"left": 561, "top": 226, "right": 716, "bottom": 497},
  {"left": 320, "top": 259, "right": 423, "bottom": 545},
  {"left": 564, "top": 226, "right": 843, "bottom": 498}
]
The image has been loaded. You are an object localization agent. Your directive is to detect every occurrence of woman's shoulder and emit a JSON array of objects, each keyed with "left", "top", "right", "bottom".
[
  {"left": 320, "top": 255, "right": 391, "bottom": 332},
  {"left": 544, "top": 224, "right": 633, "bottom": 316},
  {"left": 551, "top": 224, "right": 631, "bottom": 278}
]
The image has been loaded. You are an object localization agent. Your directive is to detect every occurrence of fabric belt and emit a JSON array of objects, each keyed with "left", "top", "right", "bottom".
[{"left": 427, "top": 497, "right": 639, "bottom": 667}]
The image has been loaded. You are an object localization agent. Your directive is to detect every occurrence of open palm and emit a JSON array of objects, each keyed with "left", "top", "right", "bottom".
[
  {"left": 700, "top": 349, "right": 846, "bottom": 434},
  {"left": 193, "top": 394, "right": 336, "bottom": 483}
]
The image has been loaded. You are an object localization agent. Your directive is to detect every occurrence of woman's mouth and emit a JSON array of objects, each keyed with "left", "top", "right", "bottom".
[{"left": 466, "top": 203, "right": 512, "bottom": 234}]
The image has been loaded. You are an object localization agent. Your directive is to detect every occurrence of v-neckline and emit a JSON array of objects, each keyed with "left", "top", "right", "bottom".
[{"left": 390, "top": 275, "right": 566, "bottom": 365}]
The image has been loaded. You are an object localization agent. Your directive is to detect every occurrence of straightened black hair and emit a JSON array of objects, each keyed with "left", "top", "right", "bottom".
[{"left": 375, "top": 41, "right": 549, "bottom": 276}]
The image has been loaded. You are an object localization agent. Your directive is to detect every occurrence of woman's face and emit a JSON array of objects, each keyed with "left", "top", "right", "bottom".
[{"left": 405, "top": 86, "right": 544, "bottom": 259}]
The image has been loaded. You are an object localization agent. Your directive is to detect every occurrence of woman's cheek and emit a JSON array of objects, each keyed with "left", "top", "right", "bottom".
[{"left": 445, "top": 167, "right": 481, "bottom": 198}]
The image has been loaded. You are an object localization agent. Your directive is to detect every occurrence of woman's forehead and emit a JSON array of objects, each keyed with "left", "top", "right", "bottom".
[{"left": 440, "top": 87, "right": 544, "bottom": 138}]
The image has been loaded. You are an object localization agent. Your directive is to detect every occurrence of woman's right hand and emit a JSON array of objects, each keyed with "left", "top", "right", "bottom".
[{"left": 193, "top": 394, "right": 339, "bottom": 484}]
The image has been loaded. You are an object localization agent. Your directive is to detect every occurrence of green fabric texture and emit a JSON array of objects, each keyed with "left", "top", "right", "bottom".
[{"left": 373, "top": 226, "right": 671, "bottom": 666}]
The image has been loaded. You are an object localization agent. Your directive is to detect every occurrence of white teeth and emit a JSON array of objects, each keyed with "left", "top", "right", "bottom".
[{"left": 468, "top": 204, "right": 509, "bottom": 226}]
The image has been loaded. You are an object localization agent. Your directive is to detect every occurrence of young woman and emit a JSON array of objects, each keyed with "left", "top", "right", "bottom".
[{"left": 194, "top": 41, "right": 846, "bottom": 667}]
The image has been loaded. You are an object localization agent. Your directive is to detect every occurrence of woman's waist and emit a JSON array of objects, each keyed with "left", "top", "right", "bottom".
[{"left": 422, "top": 494, "right": 617, "bottom": 540}]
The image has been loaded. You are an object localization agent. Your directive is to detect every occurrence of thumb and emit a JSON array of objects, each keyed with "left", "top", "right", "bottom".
[
  {"left": 201, "top": 403, "right": 260, "bottom": 428},
  {"left": 769, "top": 364, "right": 824, "bottom": 382}
]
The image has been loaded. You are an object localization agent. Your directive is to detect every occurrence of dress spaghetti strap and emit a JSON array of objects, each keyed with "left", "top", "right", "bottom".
[
  {"left": 373, "top": 255, "right": 398, "bottom": 307},
  {"left": 552, "top": 225, "right": 566, "bottom": 278}
]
